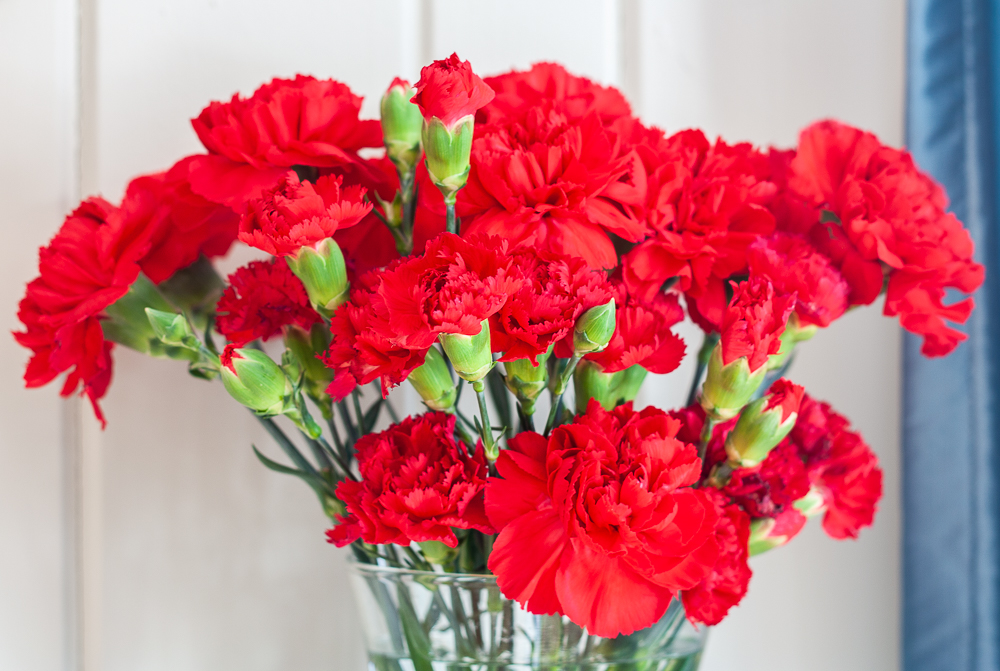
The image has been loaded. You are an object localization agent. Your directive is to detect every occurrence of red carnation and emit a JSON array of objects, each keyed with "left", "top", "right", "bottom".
[
  {"left": 15, "top": 198, "right": 158, "bottom": 426},
  {"left": 457, "top": 100, "right": 648, "bottom": 269},
  {"left": 188, "top": 76, "right": 382, "bottom": 207},
  {"left": 720, "top": 276, "right": 795, "bottom": 373},
  {"left": 789, "top": 120, "right": 984, "bottom": 356},
  {"left": 326, "top": 412, "right": 493, "bottom": 548},
  {"left": 481, "top": 62, "right": 633, "bottom": 130},
  {"left": 411, "top": 53, "right": 495, "bottom": 128},
  {"left": 490, "top": 249, "right": 613, "bottom": 363},
  {"left": 747, "top": 233, "right": 849, "bottom": 328},
  {"left": 377, "top": 233, "right": 523, "bottom": 350},
  {"left": 239, "top": 171, "right": 372, "bottom": 257},
  {"left": 486, "top": 400, "right": 720, "bottom": 638},
  {"left": 215, "top": 260, "right": 320, "bottom": 346},
  {"left": 322, "top": 271, "right": 429, "bottom": 400},
  {"left": 622, "top": 130, "right": 777, "bottom": 329},
  {"left": 119, "top": 157, "right": 239, "bottom": 283},
  {"left": 788, "top": 394, "right": 883, "bottom": 539},
  {"left": 555, "top": 284, "right": 687, "bottom": 374},
  {"left": 681, "top": 489, "right": 752, "bottom": 626}
]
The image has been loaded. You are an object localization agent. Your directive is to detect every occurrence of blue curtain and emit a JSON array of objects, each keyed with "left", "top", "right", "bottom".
[{"left": 905, "top": 0, "right": 1000, "bottom": 669}]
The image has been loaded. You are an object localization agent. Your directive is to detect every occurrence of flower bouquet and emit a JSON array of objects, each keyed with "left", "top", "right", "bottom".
[{"left": 15, "top": 53, "right": 983, "bottom": 669}]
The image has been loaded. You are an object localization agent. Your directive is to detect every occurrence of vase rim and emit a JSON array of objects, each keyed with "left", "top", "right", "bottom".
[{"left": 347, "top": 556, "right": 495, "bottom": 580}]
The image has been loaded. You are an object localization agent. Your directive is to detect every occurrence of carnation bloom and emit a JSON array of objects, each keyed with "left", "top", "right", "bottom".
[
  {"left": 15, "top": 199, "right": 156, "bottom": 425},
  {"left": 680, "top": 489, "right": 752, "bottom": 626},
  {"left": 481, "top": 62, "right": 634, "bottom": 130},
  {"left": 411, "top": 53, "right": 495, "bottom": 128},
  {"left": 239, "top": 171, "right": 372, "bottom": 257},
  {"left": 120, "top": 157, "right": 240, "bottom": 283},
  {"left": 789, "top": 394, "right": 883, "bottom": 539},
  {"left": 322, "top": 270, "right": 429, "bottom": 400},
  {"left": 555, "top": 283, "right": 687, "bottom": 374},
  {"left": 458, "top": 76, "right": 648, "bottom": 268},
  {"left": 215, "top": 260, "right": 320, "bottom": 346},
  {"left": 622, "top": 129, "right": 777, "bottom": 329},
  {"left": 720, "top": 276, "right": 795, "bottom": 373},
  {"left": 490, "top": 249, "right": 613, "bottom": 363},
  {"left": 788, "top": 119, "right": 984, "bottom": 356},
  {"left": 747, "top": 233, "right": 849, "bottom": 327},
  {"left": 187, "top": 76, "right": 382, "bottom": 207},
  {"left": 486, "top": 400, "right": 720, "bottom": 638},
  {"left": 326, "top": 412, "right": 493, "bottom": 548},
  {"left": 377, "top": 233, "right": 523, "bottom": 349}
]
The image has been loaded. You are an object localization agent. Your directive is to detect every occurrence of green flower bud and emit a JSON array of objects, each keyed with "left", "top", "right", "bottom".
[
  {"left": 145, "top": 308, "right": 201, "bottom": 351},
  {"left": 408, "top": 346, "right": 457, "bottom": 411},
  {"left": 439, "top": 319, "right": 493, "bottom": 383},
  {"left": 220, "top": 346, "right": 290, "bottom": 416},
  {"left": 285, "top": 238, "right": 349, "bottom": 317},
  {"left": 503, "top": 352, "right": 550, "bottom": 415},
  {"left": 422, "top": 116, "right": 474, "bottom": 203},
  {"left": 103, "top": 275, "right": 198, "bottom": 363},
  {"left": 155, "top": 256, "right": 226, "bottom": 331},
  {"left": 573, "top": 300, "right": 617, "bottom": 355},
  {"left": 573, "top": 360, "right": 647, "bottom": 412},
  {"left": 724, "top": 379, "right": 803, "bottom": 468},
  {"left": 419, "top": 540, "right": 459, "bottom": 566},
  {"left": 381, "top": 80, "right": 423, "bottom": 175},
  {"left": 700, "top": 346, "right": 767, "bottom": 421}
]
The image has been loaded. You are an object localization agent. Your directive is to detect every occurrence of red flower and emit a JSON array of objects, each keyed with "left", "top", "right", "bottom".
[
  {"left": 747, "top": 233, "right": 849, "bottom": 327},
  {"left": 215, "top": 260, "right": 320, "bottom": 346},
  {"left": 188, "top": 76, "right": 382, "bottom": 207},
  {"left": 326, "top": 412, "right": 493, "bottom": 548},
  {"left": 789, "top": 394, "right": 883, "bottom": 539},
  {"left": 789, "top": 120, "right": 984, "bottom": 356},
  {"left": 411, "top": 53, "right": 495, "bottom": 127},
  {"left": 239, "top": 171, "right": 371, "bottom": 257},
  {"left": 322, "top": 269, "right": 428, "bottom": 400},
  {"left": 720, "top": 276, "right": 795, "bottom": 372},
  {"left": 458, "top": 94, "right": 648, "bottom": 269},
  {"left": 555, "top": 284, "right": 687, "bottom": 374},
  {"left": 14, "top": 198, "right": 158, "bottom": 426},
  {"left": 117, "top": 157, "right": 240, "bottom": 284},
  {"left": 681, "top": 489, "right": 752, "bottom": 626},
  {"left": 481, "top": 62, "right": 633, "bottom": 130},
  {"left": 621, "top": 130, "right": 777, "bottom": 329},
  {"left": 490, "top": 249, "right": 613, "bottom": 363},
  {"left": 377, "top": 233, "right": 523, "bottom": 350},
  {"left": 486, "top": 400, "right": 720, "bottom": 638}
]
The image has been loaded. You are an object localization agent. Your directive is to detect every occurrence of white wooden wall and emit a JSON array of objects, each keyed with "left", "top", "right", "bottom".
[{"left": 1, "top": 1, "right": 904, "bottom": 669}]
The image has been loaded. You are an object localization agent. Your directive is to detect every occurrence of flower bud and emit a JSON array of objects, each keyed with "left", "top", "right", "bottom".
[
  {"left": 422, "top": 116, "right": 474, "bottom": 203},
  {"left": 104, "top": 275, "right": 194, "bottom": 359},
  {"left": 419, "top": 539, "right": 459, "bottom": 566},
  {"left": 724, "top": 378, "right": 804, "bottom": 467},
  {"left": 145, "top": 308, "right": 201, "bottom": 351},
  {"left": 381, "top": 78, "right": 423, "bottom": 175},
  {"left": 503, "top": 352, "right": 550, "bottom": 415},
  {"left": 439, "top": 319, "right": 493, "bottom": 383},
  {"left": 284, "top": 237, "right": 350, "bottom": 317},
  {"left": 700, "top": 345, "right": 767, "bottom": 421},
  {"left": 284, "top": 325, "right": 335, "bottom": 412},
  {"left": 748, "top": 509, "right": 807, "bottom": 556},
  {"left": 573, "top": 299, "right": 616, "bottom": 355},
  {"left": 408, "top": 346, "right": 457, "bottom": 411},
  {"left": 220, "top": 345, "right": 290, "bottom": 416},
  {"left": 574, "top": 360, "right": 647, "bottom": 412}
]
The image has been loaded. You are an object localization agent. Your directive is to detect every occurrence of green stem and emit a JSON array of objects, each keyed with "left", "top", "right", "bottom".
[
  {"left": 337, "top": 400, "right": 359, "bottom": 445},
  {"left": 687, "top": 331, "right": 720, "bottom": 407},
  {"left": 698, "top": 414, "right": 719, "bottom": 464},
  {"left": 544, "top": 354, "right": 581, "bottom": 436},
  {"left": 473, "top": 380, "right": 498, "bottom": 461},
  {"left": 352, "top": 389, "right": 367, "bottom": 435},
  {"left": 255, "top": 415, "right": 319, "bottom": 478},
  {"left": 445, "top": 199, "right": 458, "bottom": 235}
]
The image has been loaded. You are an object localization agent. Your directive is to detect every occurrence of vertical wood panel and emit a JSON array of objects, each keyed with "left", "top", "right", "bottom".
[
  {"left": 0, "top": 1, "right": 79, "bottom": 670},
  {"left": 92, "top": 2, "right": 413, "bottom": 669},
  {"left": 636, "top": 2, "right": 905, "bottom": 670}
]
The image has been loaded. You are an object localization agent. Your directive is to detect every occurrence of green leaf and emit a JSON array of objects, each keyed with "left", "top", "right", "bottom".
[
  {"left": 251, "top": 445, "right": 328, "bottom": 496},
  {"left": 396, "top": 585, "right": 434, "bottom": 671},
  {"left": 364, "top": 398, "right": 384, "bottom": 432}
]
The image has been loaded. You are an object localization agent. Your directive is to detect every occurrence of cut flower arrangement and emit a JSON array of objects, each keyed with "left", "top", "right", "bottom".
[{"left": 16, "top": 54, "right": 984, "bottom": 669}]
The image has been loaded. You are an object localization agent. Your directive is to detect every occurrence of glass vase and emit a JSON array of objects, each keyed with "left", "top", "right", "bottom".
[{"left": 348, "top": 561, "right": 708, "bottom": 671}]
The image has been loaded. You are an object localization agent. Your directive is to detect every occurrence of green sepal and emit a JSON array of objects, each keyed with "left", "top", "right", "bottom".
[
  {"left": 573, "top": 299, "right": 617, "bottom": 355},
  {"left": 503, "top": 351, "right": 550, "bottom": 415},
  {"left": 407, "top": 346, "right": 457, "bottom": 411},
  {"left": 439, "top": 319, "right": 494, "bottom": 383},
  {"left": 145, "top": 308, "right": 202, "bottom": 352},
  {"left": 155, "top": 256, "right": 226, "bottom": 332},
  {"left": 700, "top": 346, "right": 767, "bottom": 420},
  {"left": 725, "top": 396, "right": 797, "bottom": 467},
  {"left": 573, "top": 360, "right": 648, "bottom": 412},
  {"left": 381, "top": 83, "right": 423, "bottom": 174},
  {"left": 285, "top": 238, "right": 350, "bottom": 317},
  {"left": 422, "top": 116, "right": 474, "bottom": 200}
]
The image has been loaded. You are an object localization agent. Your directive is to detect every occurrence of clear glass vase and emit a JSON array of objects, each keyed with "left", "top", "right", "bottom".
[{"left": 348, "top": 561, "right": 708, "bottom": 671}]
